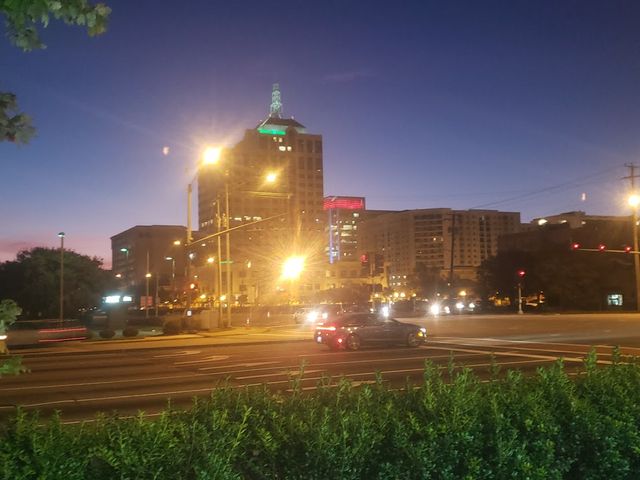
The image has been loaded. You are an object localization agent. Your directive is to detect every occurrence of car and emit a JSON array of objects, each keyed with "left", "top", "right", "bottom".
[
  {"left": 314, "top": 313, "right": 426, "bottom": 351},
  {"left": 294, "top": 304, "right": 344, "bottom": 324},
  {"left": 6, "top": 319, "right": 88, "bottom": 348},
  {"left": 428, "top": 299, "right": 478, "bottom": 315}
]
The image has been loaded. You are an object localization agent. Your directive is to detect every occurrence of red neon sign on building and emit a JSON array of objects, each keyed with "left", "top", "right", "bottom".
[{"left": 323, "top": 196, "right": 365, "bottom": 211}]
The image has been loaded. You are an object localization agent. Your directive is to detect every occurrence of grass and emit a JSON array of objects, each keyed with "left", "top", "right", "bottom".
[{"left": 2, "top": 350, "right": 640, "bottom": 479}]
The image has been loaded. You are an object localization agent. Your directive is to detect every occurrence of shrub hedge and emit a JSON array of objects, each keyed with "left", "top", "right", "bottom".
[{"left": 1, "top": 351, "right": 640, "bottom": 479}]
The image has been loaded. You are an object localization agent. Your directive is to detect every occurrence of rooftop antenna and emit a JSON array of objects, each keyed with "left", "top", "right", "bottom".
[{"left": 270, "top": 83, "right": 283, "bottom": 118}]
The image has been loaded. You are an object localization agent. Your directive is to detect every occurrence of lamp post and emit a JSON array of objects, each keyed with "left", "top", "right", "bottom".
[
  {"left": 58, "top": 232, "right": 65, "bottom": 325},
  {"left": 184, "top": 147, "right": 221, "bottom": 316},
  {"left": 165, "top": 256, "right": 176, "bottom": 301},
  {"left": 628, "top": 194, "right": 640, "bottom": 311}
]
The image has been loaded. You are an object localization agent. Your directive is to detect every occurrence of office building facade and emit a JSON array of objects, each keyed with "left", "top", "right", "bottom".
[
  {"left": 197, "top": 85, "right": 325, "bottom": 301},
  {"left": 359, "top": 208, "right": 521, "bottom": 290}
]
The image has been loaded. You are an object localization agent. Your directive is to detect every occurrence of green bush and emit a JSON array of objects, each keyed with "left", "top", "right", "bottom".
[
  {"left": 2, "top": 353, "right": 640, "bottom": 479},
  {"left": 98, "top": 329, "right": 116, "bottom": 339},
  {"left": 122, "top": 327, "right": 139, "bottom": 338},
  {"left": 162, "top": 320, "right": 181, "bottom": 335}
]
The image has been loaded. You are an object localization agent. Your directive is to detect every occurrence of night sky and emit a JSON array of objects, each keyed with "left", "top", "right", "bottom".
[{"left": 2, "top": 0, "right": 639, "bottom": 268}]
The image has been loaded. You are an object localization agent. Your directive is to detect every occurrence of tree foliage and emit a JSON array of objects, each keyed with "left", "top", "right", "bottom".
[
  {"left": 1, "top": 0, "right": 111, "bottom": 143},
  {"left": 478, "top": 245, "right": 634, "bottom": 310},
  {"left": 0, "top": 298, "right": 26, "bottom": 376},
  {"left": 0, "top": 247, "right": 115, "bottom": 319},
  {"left": 409, "top": 262, "right": 445, "bottom": 299}
]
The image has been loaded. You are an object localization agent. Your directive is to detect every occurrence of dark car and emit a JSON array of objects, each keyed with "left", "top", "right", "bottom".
[{"left": 314, "top": 313, "right": 426, "bottom": 351}]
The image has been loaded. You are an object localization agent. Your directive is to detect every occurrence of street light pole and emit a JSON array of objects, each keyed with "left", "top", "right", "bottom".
[
  {"left": 216, "top": 200, "right": 224, "bottom": 327},
  {"left": 630, "top": 196, "right": 640, "bottom": 312},
  {"left": 225, "top": 181, "right": 232, "bottom": 328},
  {"left": 145, "top": 250, "right": 150, "bottom": 319},
  {"left": 58, "top": 232, "right": 65, "bottom": 325}
]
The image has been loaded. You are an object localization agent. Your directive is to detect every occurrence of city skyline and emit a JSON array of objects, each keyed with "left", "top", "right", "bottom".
[{"left": 2, "top": 1, "right": 639, "bottom": 267}]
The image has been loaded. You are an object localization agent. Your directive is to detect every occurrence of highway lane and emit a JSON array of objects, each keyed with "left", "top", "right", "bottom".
[
  {"left": 0, "top": 343, "right": 627, "bottom": 422},
  {"left": 2, "top": 313, "right": 640, "bottom": 422}
]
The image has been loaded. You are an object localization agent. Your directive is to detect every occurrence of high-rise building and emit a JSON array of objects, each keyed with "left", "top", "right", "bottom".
[
  {"left": 197, "top": 84, "right": 325, "bottom": 300},
  {"left": 111, "top": 225, "right": 187, "bottom": 303},
  {"left": 324, "top": 196, "right": 395, "bottom": 263},
  {"left": 359, "top": 208, "right": 521, "bottom": 290}
]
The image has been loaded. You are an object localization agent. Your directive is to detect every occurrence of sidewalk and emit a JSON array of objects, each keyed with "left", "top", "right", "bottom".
[{"left": 13, "top": 325, "right": 313, "bottom": 355}]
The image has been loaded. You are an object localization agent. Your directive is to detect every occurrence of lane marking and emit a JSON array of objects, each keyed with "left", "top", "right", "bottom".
[
  {"left": 236, "top": 369, "right": 324, "bottom": 380},
  {"left": 425, "top": 344, "right": 611, "bottom": 365},
  {"left": 436, "top": 336, "right": 640, "bottom": 352},
  {"left": 174, "top": 355, "right": 230, "bottom": 365},
  {"left": 429, "top": 338, "right": 622, "bottom": 360},
  {"left": 153, "top": 350, "right": 201, "bottom": 358},
  {"left": 0, "top": 372, "right": 211, "bottom": 392}
]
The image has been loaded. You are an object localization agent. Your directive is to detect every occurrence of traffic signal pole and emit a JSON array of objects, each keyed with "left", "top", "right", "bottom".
[{"left": 624, "top": 163, "right": 640, "bottom": 312}]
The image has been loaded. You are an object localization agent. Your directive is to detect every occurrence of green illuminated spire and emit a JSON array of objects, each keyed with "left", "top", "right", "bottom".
[{"left": 270, "top": 83, "right": 283, "bottom": 118}]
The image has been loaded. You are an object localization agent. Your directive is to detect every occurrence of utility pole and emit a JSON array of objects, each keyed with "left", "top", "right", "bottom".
[
  {"left": 216, "top": 200, "right": 223, "bottom": 328},
  {"left": 58, "top": 232, "right": 65, "bottom": 326},
  {"left": 624, "top": 163, "right": 640, "bottom": 312},
  {"left": 225, "top": 182, "right": 232, "bottom": 328}
]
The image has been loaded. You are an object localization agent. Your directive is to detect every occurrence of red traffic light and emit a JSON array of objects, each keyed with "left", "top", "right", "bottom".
[
  {"left": 517, "top": 269, "right": 526, "bottom": 278},
  {"left": 570, "top": 242, "right": 581, "bottom": 250},
  {"left": 598, "top": 244, "right": 606, "bottom": 252},
  {"left": 625, "top": 245, "right": 633, "bottom": 253}
]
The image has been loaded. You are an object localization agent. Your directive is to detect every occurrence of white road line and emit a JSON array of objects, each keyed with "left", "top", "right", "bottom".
[
  {"left": 437, "top": 336, "right": 640, "bottom": 352},
  {"left": 153, "top": 350, "right": 201, "bottom": 358},
  {"left": 198, "top": 361, "right": 281, "bottom": 372},
  {"left": 426, "top": 344, "right": 611, "bottom": 365},
  {"left": 235, "top": 369, "right": 324, "bottom": 380},
  {"left": 429, "top": 338, "right": 621, "bottom": 360},
  {"left": 2, "top": 386, "right": 221, "bottom": 409},
  {"left": 174, "top": 355, "right": 230, "bottom": 365},
  {"left": 0, "top": 373, "right": 209, "bottom": 392}
]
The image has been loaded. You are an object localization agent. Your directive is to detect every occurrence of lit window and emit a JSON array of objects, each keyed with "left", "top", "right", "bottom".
[{"left": 279, "top": 146, "right": 286, "bottom": 151}]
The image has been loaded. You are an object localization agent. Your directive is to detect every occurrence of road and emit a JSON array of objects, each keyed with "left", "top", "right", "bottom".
[{"left": 2, "top": 312, "right": 640, "bottom": 423}]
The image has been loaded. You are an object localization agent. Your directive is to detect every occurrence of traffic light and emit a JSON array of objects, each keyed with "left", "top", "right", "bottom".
[
  {"left": 570, "top": 242, "right": 581, "bottom": 250},
  {"left": 360, "top": 253, "right": 370, "bottom": 276},
  {"left": 517, "top": 269, "right": 526, "bottom": 278},
  {"left": 625, "top": 245, "right": 633, "bottom": 253},
  {"left": 598, "top": 244, "right": 606, "bottom": 252}
]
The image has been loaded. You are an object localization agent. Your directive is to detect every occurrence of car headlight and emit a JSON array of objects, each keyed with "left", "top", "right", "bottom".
[
  {"left": 469, "top": 302, "right": 476, "bottom": 309},
  {"left": 444, "top": 306, "right": 451, "bottom": 314},
  {"left": 455, "top": 302, "right": 464, "bottom": 310},
  {"left": 419, "top": 327, "right": 427, "bottom": 334},
  {"left": 307, "top": 311, "right": 319, "bottom": 322},
  {"left": 429, "top": 303, "right": 440, "bottom": 315}
]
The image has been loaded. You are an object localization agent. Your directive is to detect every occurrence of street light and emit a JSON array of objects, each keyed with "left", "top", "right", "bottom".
[
  {"left": 628, "top": 194, "right": 640, "bottom": 311},
  {"left": 265, "top": 171, "right": 278, "bottom": 184},
  {"left": 58, "top": 232, "right": 65, "bottom": 325},
  {"left": 281, "top": 255, "right": 305, "bottom": 280},
  {"left": 165, "top": 256, "right": 176, "bottom": 301},
  {"left": 203, "top": 146, "right": 221, "bottom": 165}
]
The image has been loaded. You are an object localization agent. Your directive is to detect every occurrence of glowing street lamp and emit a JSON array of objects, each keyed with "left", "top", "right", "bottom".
[
  {"left": 203, "top": 146, "right": 221, "bottom": 165},
  {"left": 265, "top": 171, "right": 278, "bottom": 184},
  {"left": 281, "top": 256, "right": 305, "bottom": 281}
]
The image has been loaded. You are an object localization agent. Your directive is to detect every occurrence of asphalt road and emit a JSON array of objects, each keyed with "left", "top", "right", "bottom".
[{"left": 2, "top": 312, "right": 640, "bottom": 423}]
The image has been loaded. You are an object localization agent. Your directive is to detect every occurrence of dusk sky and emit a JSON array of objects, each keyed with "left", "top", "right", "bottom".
[{"left": 1, "top": 0, "right": 639, "bottom": 268}]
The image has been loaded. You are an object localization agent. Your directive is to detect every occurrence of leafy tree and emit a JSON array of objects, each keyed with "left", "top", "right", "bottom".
[
  {"left": 0, "top": 247, "right": 115, "bottom": 319},
  {"left": 0, "top": 298, "right": 27, "bottom": 376},
  {"left": 478, "top": 246, "right": 634, "bottom": 311},
  {"left": 1, "top": 0, "right": 111, "bottom": 143},
  {"left": 409, "top": 262, "right": 445, "bottom": 299}
]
